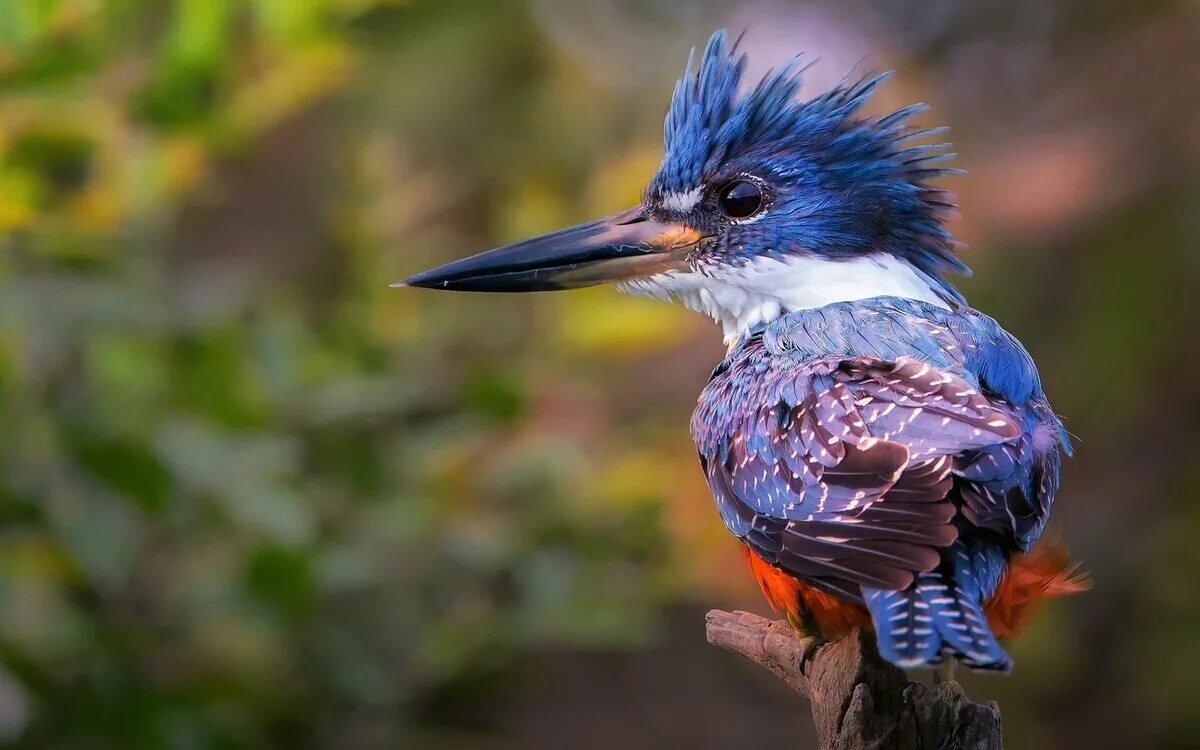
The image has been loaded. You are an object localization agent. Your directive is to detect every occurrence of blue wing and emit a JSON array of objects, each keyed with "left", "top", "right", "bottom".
[
  {"left": 695, "top": 346, "right": 1021, "bottom": 592},
  {"left": 694, "top": 302, "right": 1067, "bottom": 669}
]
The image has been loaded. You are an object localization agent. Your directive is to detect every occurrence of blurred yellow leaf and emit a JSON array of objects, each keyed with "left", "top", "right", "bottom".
[
  {"left": 217, "top": 40, "right": 356, "bottom": 146},
  {"left": 584, "top": 144, "right": 660, "bottom": 214},
  {"left": 160, "top": 135, "right": 208, "bottom": 193},
  {"left": 595, "top": 450, "right": 668, "bottom": 507},
  {"left": 0, "top": 534, "right": 75, "bottom": 582},
  {"left": 499, "top": 180, "right": 571, "bottom": 241},
  {"left": 0, "top": 168, "right": 38, "bottom": 229},
  {"left": 552, "top": 286, "right": 691, "bottom": 355}
]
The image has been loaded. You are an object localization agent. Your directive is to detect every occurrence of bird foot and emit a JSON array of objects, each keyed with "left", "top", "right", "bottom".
[
  {"left": 785, "top": 611, "right": 827, "bottom": 672},
  {"left": 933, "top": 659, "right": 958, "bottom": 684}
]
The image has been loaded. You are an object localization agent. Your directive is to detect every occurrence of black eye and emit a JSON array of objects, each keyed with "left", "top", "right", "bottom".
[{"left": 718, "top": 180, "right": 763, "bottom": 219}]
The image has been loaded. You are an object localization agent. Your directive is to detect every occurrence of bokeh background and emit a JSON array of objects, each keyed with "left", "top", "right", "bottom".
[{"left": 1, "top": 0, "right": 1197, "bottom": 748}]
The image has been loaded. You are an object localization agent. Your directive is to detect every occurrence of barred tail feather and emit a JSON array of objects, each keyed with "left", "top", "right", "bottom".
[
  {"left": 862, "top": 587, "right": 942, "bottom": 668},
  {"left": 921, "top": 573, "right": 1010, "bottom": 671},
  {"left": 864, "top": 540, "right": 1012, "bottom": 671}
]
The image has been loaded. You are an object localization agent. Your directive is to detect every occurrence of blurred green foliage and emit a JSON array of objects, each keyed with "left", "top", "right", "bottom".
[
  {"left": 0, "top": 2, "right": 677, "bottom": 746},
  {"left": 0, "top": 0, "right": 1197, "bottom": 749}
]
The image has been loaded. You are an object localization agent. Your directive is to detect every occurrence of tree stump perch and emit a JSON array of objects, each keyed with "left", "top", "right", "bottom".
[{"left": 705, "top": 610, "right": 1003, "bottom": 749}]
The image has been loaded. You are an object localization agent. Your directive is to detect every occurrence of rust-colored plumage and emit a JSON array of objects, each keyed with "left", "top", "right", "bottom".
[
  {"left": 985, "top": 543, "right": 1091, "bottom": 638},
  {"left": 744, "top": 542, "right": 1088, "bottom": 643},
  {"left": 743, "top": 546, "right": 871, "bottom": 636}
]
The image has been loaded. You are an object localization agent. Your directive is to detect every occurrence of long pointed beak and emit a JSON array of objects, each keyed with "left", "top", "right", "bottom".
[{"left": 395, "top": 207, "right": 702, "bottom": 292}]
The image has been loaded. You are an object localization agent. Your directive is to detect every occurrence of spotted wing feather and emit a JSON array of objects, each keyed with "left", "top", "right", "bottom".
[{"left": 697, "top": 351, "right": 1020, "bottom": 592}]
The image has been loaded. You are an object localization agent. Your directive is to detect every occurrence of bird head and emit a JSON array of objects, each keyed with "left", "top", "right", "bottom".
[{"left": 400, "top": 30, "right": 968, "bottom": 343}]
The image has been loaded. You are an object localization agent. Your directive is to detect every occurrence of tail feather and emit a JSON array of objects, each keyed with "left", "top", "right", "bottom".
[
  {"left": 925, "top": 545, "right": 1010, "bottom": 670},
  {"left": 862, "top": 587, "right": 941, "bottom": 668},
  {"left": 865, "top": 539, "right": 1012, "bottom": 671},
  {"left": 865, "top": 538, "right": 1089, "bottom": 670}
]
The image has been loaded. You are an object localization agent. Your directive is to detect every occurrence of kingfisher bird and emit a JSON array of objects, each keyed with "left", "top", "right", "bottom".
[{"left": 399, "top": 30, "right": 1087, "bottom": 671}]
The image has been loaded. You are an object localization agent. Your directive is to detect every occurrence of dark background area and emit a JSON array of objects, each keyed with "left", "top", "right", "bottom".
[{"left": 1, "top": 0, "right": 1197, "bottom": 747}]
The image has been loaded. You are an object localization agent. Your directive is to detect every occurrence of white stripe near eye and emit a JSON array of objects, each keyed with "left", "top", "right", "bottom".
[{"left": 659, "top": 187, "right": 702, "bottom": 212}]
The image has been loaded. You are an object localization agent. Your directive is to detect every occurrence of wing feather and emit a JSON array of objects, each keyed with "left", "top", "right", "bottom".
[{"left": 697, "top": 351, "right": 1021, "bottom": 591}]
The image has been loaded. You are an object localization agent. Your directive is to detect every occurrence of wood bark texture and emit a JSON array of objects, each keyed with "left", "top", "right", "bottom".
[{"left": 705, "top": 609, "right": 1003, "bottom": 750}]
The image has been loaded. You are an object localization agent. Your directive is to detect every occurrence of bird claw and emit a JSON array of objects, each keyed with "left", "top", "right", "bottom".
[
  {"left": 797, "top": 634, "right": 825, "bottom": 672},
  {"left": 785, "top": 611, "right": 826, "bottom": 672}
]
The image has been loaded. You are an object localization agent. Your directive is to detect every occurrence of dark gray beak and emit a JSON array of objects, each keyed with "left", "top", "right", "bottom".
[{"left": 395, "top": 207, "right": 702, "bottom": 292}]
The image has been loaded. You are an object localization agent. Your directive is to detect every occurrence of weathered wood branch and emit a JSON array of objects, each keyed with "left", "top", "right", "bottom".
[{"left": 705, "top": 609, "right": 1003, "bottom": 750}]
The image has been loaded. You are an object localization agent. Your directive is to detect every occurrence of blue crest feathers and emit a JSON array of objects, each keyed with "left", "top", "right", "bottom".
[{"left": 651, "top": 29, "right": 970, "bottom": 293}]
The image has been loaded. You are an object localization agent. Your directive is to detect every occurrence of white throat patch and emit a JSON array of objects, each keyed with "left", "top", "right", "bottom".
[{"left": 617, "top": 254, "right": 951, "bottom": 345}]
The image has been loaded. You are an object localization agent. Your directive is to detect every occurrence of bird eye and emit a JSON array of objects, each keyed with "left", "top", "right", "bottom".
[{"left": 718, "top": 180, "right": 763, "bottom": 219}]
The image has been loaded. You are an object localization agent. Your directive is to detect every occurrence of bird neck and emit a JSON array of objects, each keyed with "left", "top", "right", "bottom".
[{"left": 619, "top": 253, "right": 955, "bottom": 345}]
